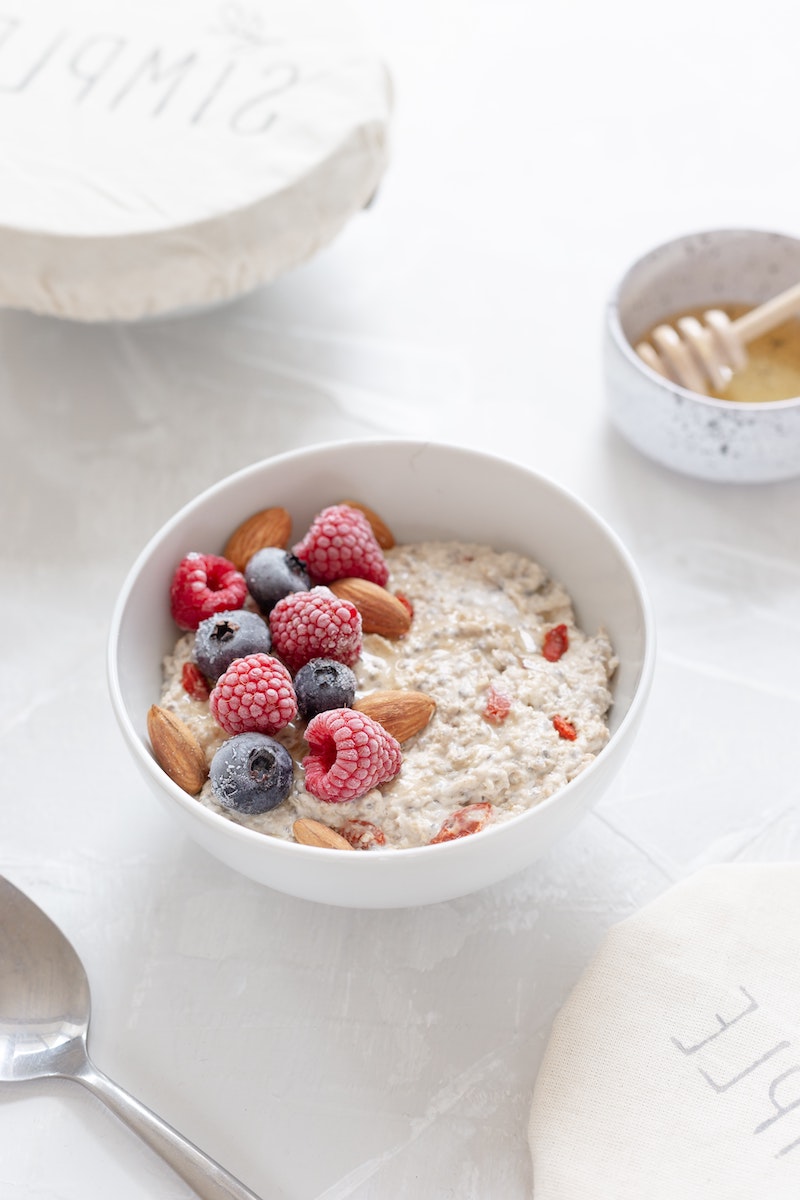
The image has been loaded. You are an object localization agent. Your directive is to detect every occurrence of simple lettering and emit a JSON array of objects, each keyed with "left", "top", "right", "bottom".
[
  {"left": 69, "top": 34, "right": 126, "bottom": 102},
  {"left": 0, "top": 16, "right": 299, "bottom": 134},
  {"left": 672, "top": 986, "right": 800, "bottom": 1160},
  {"left": 672, "top": 987, "right": 758, "bottom": 1055},
  {"left": 755, "top": 1067, "right": 800, "bottom": 1138},
  {"left": 110, "top": 50, "right": 197, "bottom": 116},
  {"left": 0, "top": 16, "right": 19, "bottom": 55},
  {"left": 191, "top": 59, "right": 235, "bottom": 125},
  {"left": 229, "top": 63, "right": 297, "bottom": 135},
  {"left": 0, "top": 28, "right": 67, "bottom": 93},
  {"left": 700, "top": 1041, "right": 790, "bottom": 1094}
]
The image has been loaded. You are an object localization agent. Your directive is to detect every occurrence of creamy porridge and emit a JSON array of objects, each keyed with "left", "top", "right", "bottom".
[{"left": 158, "top": 540, "right": 616, "bottom": 849}]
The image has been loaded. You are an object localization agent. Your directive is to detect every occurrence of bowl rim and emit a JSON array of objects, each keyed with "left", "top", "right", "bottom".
[
  {"left": 107, "top": 436, "right": 657, "bottom": 862},
  {"left": 606, "top": 225, "right": 800, "bottom": 413}
]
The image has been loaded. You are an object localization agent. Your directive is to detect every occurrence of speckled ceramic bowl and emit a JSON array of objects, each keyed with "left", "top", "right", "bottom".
[
  {"left": 108, "top": 439, "right": 655, "bottom": 909},
  {"left": 605, "top": 228, "right": 800, "bottom": 483}
]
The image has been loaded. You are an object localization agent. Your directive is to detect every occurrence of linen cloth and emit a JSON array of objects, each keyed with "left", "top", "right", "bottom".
[{"left": 529, "top": 864, "right": 800, "bottom": 1198}]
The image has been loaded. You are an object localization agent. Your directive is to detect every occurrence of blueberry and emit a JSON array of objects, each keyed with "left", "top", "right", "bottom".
[
  {"left": 210, "top": 733, "right": 293, "bottom": 814},
  {"left": 194, "top": 609, "right": 271, "bottom": 682},
  {"left": 294, "top": 658, "right": 357, "bottom": 722},
  {"left": 245, "top": 548, "right": 310, "bottom": 614}
]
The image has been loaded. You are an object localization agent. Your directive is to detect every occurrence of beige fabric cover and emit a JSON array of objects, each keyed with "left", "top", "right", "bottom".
[
  {"left": 529, "top": 864, "right": 800, "bottom": 1198},
  {"left": 0, "top": 0, "right": 391, "bottom": 320}
]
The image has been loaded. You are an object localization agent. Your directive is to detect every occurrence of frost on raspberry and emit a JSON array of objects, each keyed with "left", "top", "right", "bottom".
[
  {"left": 269, "top": 587, "right": 362, "bottom": 674},
  {"left": 170, "top": 552, "right": 247, "bottom": 631},
  {"left": 293, "top": 504, "right": 389, "bottom": 587},
  {"left": 209, "top": 653, "right": 298, "bottom": 736},
  {"left": 483, "top": 684, "right": 512, "bottom": 723},
  {"left": 338, "top": 818, "right": 387, "bottom": 849},
  {"left": 430, "top": 802, "right": 493, "bottom": 844},
  {"left": 302, "top": 708, "right": 402, "bottom": 802}
]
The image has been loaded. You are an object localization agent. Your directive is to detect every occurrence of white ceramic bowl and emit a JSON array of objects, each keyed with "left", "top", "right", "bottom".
[
  {"left": 108, "top": 439, "right": 655, "bottom": 908},
  {"left": 605, "top": 228, "right": 800, "bottom": 483}
]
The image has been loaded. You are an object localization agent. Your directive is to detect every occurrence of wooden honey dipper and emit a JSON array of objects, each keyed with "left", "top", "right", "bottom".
[{"left": 635, "top": 280, "right": 800, "bottom": 395}]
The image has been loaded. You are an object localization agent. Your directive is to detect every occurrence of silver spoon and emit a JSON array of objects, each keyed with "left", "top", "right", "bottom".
[{"left": 0, "top": 875, "right": 265, "bottom": 1200}]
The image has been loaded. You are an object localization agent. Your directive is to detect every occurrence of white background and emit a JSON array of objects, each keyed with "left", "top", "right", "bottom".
[{"left": 3, "top": 1, "right": 800, "bottom": 1197}]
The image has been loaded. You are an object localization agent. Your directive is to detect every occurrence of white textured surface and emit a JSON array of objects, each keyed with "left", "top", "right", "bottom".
[{"left": 2, "top": 1, "right": 800, "bottom": 1197}]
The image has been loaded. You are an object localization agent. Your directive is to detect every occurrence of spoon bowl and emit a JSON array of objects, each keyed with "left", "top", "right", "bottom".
[
  {"left": 0, "top": 877, "right": 90, "bottom": 1081},
  {"left": 0, "top": 876, "right": 267, "bottom": 1200}
]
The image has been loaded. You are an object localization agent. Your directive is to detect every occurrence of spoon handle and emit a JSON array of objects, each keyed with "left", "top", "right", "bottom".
[{"left": 73, "top": 1058, "right": 267, "bottom": 1200}]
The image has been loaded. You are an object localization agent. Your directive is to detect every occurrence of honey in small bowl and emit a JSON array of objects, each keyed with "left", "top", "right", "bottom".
[{"left": 639, "top": 303, "right": 800, "bottom": 402}]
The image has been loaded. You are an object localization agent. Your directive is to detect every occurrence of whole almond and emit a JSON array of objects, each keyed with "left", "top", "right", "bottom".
[
  {"left": 339, "top": 500, "right": 395, "bottom": 549},
  {"left": 147, "top": 705, "right": 208, "bottom": 795},
  {"left": 355, "top": 690, "right": 436, "bottom": 743},
  {"left": 329, "top": 578, "right": 411, "bottom": 638},
  {"left": 223, "top": 506, "right": 292, "bottom": 571},
  {"left": 293, "top": 818, "right": 354, "bottom": 850}
]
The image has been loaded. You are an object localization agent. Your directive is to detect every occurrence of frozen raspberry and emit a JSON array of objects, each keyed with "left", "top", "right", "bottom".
[
  {"left": 210, "top": 653, "right": 297, "bottom": 736},
  {"left": 302, "top": 709, "right": 402, "bottom": 803},
  {"left": 170, "top": 553, "right": 247, "bottom": 631},
  {"left": 293, "top": 505, "right": 389, "bottom": 587},
  {"left": 269, "top": 587, "right": 362, "bottom": 674}
]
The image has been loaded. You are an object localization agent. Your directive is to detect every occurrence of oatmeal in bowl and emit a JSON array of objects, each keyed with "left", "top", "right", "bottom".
[{"left": 108, "top": 440, "right": 654, "bottom": 908}]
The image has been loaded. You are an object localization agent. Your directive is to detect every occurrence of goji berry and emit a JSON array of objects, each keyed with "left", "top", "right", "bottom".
[
  {"left": 395, "top": 593, "right": 414, "bottom": 620},
  {"left": 552, "top": 715, "right": 577, "bottom": 740},
  {"left": 542, "top": 623, "right": 569, "bottom": 662},
  {"left": 181, "top": 661, "right": 210, "bottom": 701},
  {"left": 430, "top": 801, "right": 493, "bottom": 844}
]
